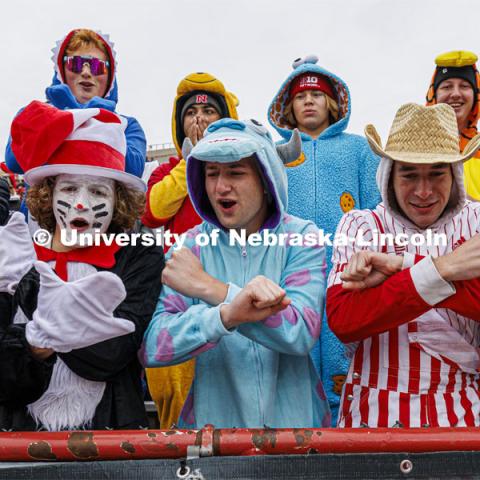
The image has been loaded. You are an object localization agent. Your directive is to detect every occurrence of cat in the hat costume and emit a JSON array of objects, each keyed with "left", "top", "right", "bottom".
[{"left": 0, "top": 101, "right": 163, "bottom": 431}]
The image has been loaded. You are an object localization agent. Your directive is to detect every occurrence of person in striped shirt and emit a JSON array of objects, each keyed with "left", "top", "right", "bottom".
[{"left": 327, "top": 102, "right": 480, "bottom": 428}]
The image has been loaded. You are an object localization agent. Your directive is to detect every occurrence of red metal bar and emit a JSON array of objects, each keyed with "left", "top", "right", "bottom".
[
  {"left": 1, "top": 427, "right": 480, "bottom": 462},
  {"left": 213, "top": 427, "right": 480, "bottom": 456},
  {"left": 0, "top": 429, "right": 200, "bottom": 462}
]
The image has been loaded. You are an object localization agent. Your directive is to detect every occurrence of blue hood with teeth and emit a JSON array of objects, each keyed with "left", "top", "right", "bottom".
[{"left": 186, "top": 118, "right": 288, "bottom": 230}]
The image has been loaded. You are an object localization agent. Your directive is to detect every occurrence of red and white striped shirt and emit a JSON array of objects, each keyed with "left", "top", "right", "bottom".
[{"left": 327, "top": 201, "right": 480, "bottom": 428}]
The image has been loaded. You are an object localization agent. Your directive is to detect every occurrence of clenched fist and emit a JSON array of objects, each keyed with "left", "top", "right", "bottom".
[{"left": 220, "top": 276, "right": 291, "bottom": 329}]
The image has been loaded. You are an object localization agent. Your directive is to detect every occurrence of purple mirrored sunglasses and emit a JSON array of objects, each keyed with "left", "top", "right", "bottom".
[{"left": 63, "top": 55, "right": 110, "bottom": 76}]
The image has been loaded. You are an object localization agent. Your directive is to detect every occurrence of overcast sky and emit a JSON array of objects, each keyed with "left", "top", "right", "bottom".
[{"left": 2, "top": 0, "right": 479, "bottom": 153}]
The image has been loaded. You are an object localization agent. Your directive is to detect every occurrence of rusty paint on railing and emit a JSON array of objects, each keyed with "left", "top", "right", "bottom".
[{"left": 1, "top": 426, "right": 480, "bottom": 462}]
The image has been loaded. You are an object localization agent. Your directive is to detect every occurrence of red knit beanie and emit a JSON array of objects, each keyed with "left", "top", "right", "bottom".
[{"left": 290, "top": 73, "right": 335, "bottom": 100}]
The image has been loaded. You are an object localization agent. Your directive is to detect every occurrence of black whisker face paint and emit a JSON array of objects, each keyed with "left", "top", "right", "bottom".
[
  {"left": 56, "top": 207, "right": 67, "bottom": 228},
  {"left": 53, "top": 174, "right": 116, "bottom": 243}
]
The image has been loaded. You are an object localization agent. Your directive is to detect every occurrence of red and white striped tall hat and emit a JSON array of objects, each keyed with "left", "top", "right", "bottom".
[{"left": 11, "top": 101, "right": 145, "bottom": 191}]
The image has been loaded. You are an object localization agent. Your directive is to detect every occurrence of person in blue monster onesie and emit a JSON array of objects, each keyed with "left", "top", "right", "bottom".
[
  {"left": 142, "top": 118, "right": 331, "bottom": 428},
  {"left": 268, "top": 55, "right": 381, "bottom": 424},
  {"left": 5, "top": 29, "right": 146, "bottom": 180}
]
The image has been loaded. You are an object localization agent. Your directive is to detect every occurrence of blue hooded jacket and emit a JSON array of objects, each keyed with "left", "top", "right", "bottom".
[
  {"left": 143, "top": 118, "right": 331, "bottom": 428},
  {"left": 5, "top": 30, "right": 145, "bottom": 178},
  {"left": 268, "top": 58, "right": 381, "bottom": 424}
]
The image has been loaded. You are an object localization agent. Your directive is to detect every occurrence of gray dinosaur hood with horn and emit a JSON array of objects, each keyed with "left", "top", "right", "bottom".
[{"left": 184, "top": 118, "right": 302, "bottom": 230}]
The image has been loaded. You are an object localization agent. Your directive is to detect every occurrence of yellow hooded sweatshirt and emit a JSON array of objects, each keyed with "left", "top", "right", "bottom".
[
  {"left": 146, "top": 72, "right": 238, "bottom": 428},
  {"left": 147, "top": 72, "right": 239, "bottom": 223}
]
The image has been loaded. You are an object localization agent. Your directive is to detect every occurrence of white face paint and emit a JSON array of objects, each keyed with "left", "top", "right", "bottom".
[{"left": 53, "top": 174, "right": 115, "bottom": 246}]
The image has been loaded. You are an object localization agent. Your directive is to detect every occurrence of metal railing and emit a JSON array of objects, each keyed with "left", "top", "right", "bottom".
[
  {"left": 2, "top": 426, "right": 480, "bottom": 462},
  {"left": 147, "top": 143, "right": 175, "bottom": 151}
]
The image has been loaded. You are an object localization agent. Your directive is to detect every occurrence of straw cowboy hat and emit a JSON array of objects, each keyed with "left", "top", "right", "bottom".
[{"left": 365, "top": 102, "right": 480, "bottom": 164}]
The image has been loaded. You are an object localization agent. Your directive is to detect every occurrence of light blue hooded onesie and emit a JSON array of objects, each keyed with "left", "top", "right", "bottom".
[{"left": 143, "top": 118, "right": 331, "bottom": 429}]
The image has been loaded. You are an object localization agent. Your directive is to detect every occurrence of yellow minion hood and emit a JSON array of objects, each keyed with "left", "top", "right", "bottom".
[{"left": 172, "top": 72, "right": 239, "bottom": 155}]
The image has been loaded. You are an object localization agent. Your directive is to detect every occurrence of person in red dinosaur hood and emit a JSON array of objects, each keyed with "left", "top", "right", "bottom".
[
  {"left": 6, "top": 29, "right": 146, "bottom": 179},
  {"left": 0, "top": 101, "right": 163, "bottom": 431}
]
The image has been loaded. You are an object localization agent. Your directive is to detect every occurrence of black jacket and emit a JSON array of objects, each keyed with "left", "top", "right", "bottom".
[
  {"left": 0, "top": 178, "right": 9, "bottom": 226},
  {"left": 0, "top": 243, "right": 164, "bottom": 430}
]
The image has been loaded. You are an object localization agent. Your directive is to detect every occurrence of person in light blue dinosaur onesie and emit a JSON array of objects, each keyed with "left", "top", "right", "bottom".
[
  {"left": 5, "top": 29, "right": 145, "bottom": 180},
  {"left": 268, "top": 55, "right": 381, "bottom": 425},
  {"left": 142, "top": 118, "right": 331, "bottom": 428}
]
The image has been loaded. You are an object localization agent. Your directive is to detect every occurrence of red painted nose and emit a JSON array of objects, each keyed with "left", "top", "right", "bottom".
[{"left": 76, "top": 203, "right": 84, "bottom": 210}]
